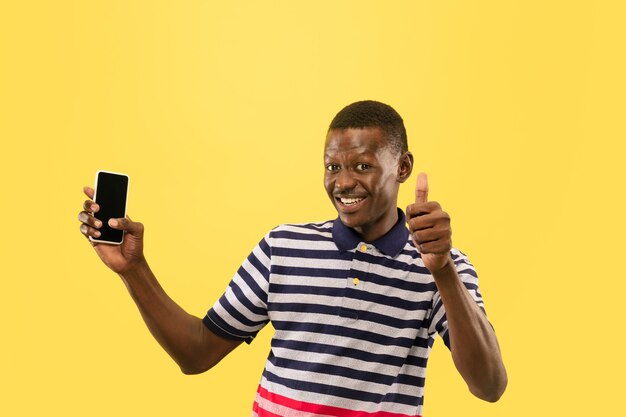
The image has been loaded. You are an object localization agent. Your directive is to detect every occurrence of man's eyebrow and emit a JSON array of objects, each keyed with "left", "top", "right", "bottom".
[{"left": 324, "top": 149, "right": 376, "bottom": 158}]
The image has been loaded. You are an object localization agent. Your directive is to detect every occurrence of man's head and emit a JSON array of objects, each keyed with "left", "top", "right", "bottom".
[
  {"left": 324, "top": 101, "right": 413, "bottom": 242},
  {"left": 328, "top": 100, "right": 408, "bottom": 157}
]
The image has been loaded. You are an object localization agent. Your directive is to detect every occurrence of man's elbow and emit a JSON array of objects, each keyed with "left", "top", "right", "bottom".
[
  {"left": 472, "top": 373, "right": 508, "bottom": 403},
  {"left": 180, "top": 365, "right": 205, "bottom": 375},
  {"left": 178, "top": 358, "right": 214, "bottom": 375}
]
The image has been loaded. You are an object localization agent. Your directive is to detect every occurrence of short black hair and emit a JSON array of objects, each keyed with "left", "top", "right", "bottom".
[{"left": 328, "top": 100, "right": 408, "bottom": 155}]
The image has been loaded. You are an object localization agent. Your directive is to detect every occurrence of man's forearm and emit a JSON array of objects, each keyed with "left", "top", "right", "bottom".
[
  {"left": 432, "top": 259, "right": 508, "bottom": 402},
  {"left": 117, "top": 260, "right": 217, "bottom": 374}
]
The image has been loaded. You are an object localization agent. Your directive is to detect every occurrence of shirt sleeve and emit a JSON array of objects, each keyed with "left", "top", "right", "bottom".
[
  {"left": 203, "top": 233, "right": 272, "bottom": 344},
  {"left": 428, "top": 248, "right": 486, "bottom": 349}
]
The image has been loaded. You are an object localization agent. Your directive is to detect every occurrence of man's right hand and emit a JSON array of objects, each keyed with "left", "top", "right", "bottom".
[
  {"left": 77, "top": 186, "right": 242, "bottom": 374},
  {"left": 78, "top": 186, "right": 146, "bottom": 274}
]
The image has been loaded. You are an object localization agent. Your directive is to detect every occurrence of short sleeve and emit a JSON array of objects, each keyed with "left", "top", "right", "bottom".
[
  {"left": 428, "top": 249, "right": 486, "bottom": 349},
  {"left": 203, "top": 234, "right": 272, "bottom": 344}
]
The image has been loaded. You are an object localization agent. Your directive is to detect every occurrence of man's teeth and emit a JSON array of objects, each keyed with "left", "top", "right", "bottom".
[{"left": 340, "top": 197, "right": 365, "bottom": 205}]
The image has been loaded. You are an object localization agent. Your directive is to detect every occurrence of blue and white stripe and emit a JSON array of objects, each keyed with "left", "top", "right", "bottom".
[{"left": 204, "top": 212, "right": 485, "bottom": 417}]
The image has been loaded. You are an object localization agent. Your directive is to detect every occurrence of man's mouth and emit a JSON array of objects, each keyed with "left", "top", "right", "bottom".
[
  {"left": 335, "top": 196, "right": 367, "bottom": 212},
  {"left": 338, "top": 197, "right": 365, "bottom": 206}
]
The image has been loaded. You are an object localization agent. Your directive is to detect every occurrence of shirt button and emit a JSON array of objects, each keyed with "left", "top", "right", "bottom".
[
  {"left": 352, "top": 278, "right": 360, "bottom": 286},
  {"left": 359, "top": 244, "right": 368, "bottom": 252}
]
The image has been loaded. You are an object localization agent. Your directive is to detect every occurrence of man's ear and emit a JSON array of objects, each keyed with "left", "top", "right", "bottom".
[{"left": 397, "top": 151, "right": 414, "bottom": 183}]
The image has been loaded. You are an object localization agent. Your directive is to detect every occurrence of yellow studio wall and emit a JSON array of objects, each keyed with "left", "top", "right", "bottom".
[{"left": 1, "top": 1, "right": 624, "bottom": 416}]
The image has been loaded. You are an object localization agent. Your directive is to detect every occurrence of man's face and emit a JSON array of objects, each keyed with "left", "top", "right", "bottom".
[{"left": 324, "top": 127, "right": 407, "bottom": 242}]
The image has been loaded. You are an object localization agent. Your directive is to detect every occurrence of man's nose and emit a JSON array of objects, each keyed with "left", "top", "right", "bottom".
[{"left": 335, "top": 169, "right": 357, "bottom": 191}]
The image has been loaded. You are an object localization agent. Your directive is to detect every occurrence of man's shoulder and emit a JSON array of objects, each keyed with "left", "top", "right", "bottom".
[
  {"left": 257, "top": 220, "right": 337, "bottom": 253},
  {"left": 269, "top": 219, "right": 335, "bottom": 238}
]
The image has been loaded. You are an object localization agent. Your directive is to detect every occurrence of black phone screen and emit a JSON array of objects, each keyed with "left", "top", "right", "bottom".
[{"left": 94, "top": 171, "right": 129, "bottom": 244}]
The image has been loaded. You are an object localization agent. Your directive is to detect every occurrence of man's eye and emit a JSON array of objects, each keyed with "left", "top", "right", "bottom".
[
  {"left": 326, "top": 164, "right": 340, "bottom": 172},
  {"left": 356, "top": 163, "right": 371, "bottom": 171}
]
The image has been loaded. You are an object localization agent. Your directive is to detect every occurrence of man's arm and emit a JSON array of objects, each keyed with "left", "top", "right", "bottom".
[
  {"left": 78, "top": 187, "right": 242, "bottom": 374},
  {"left": 407, "top": 173, "right": 508, "bottom": 402},
  {"left": 430, "top": 259, "right": 507, "bottom": 402},
  {"left": 116, "top": 258, "right": 242, "bottom": 374}
]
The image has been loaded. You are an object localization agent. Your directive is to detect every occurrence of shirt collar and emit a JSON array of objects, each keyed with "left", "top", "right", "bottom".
[{"left": 332, "top": 208, "right": 409, "bottom": 258}]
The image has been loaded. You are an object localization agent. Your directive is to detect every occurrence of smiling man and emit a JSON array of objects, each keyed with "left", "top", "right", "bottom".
[
  {"left": 78, "top": 100, "right": 507, "bottom": 417},
  {"left": 324, "top": 106, "right": 412, "bottom": 243}
]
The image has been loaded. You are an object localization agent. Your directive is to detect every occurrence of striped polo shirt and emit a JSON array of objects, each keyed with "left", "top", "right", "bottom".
[{"left": 203, "top": 209, "right": 485, "bottom": 417}]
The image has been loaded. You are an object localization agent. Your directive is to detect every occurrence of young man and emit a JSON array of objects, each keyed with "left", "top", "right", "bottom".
[{"left": 78, "top": 101, "right": 507, "bottom": 416}]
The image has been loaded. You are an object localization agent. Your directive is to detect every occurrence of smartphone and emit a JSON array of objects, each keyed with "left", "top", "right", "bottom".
[{"left": 90, "top": 170, "right": 129, "bottom": 245}]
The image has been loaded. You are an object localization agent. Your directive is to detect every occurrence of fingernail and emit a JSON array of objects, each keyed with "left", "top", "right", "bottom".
[
  {"left": 109, "top": 219, "right": 118, "bottom": 227},
  {"left": 94, "top": 231, "right": 101, "bottom": 237},
  {"left": 91, "top": 204, "right": 98, "bottom": 211},
  {"left": 95, "top": 220, "right": 102, "bottom": 228}
]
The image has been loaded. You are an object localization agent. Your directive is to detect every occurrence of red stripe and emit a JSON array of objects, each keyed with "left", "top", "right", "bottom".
[
  {"left": 254, "top": 385, "right": 421, "bottom": 417},
  {"left": 253, "top": 398, "right": 284, "bottom": 417}
]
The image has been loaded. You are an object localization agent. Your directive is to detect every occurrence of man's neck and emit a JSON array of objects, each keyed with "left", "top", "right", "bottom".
[{"left": 353, "top": 209, "right": 399, "bottom": 243}]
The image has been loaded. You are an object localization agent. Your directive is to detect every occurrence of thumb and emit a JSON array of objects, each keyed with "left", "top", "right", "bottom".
[
  {"left": 109, "top": 216, "right": 143, "bottom": 236},
  {"left": 415, "top": 172, "right": 429, "bottom": 204},
  {"left": 83, "top": 186, "right": 95, "bottom": 200}
]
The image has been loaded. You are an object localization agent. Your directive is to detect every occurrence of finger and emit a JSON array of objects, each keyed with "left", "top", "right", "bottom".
[
  {"left": 415, "top": 240, "right": 451, "bottom": 255},
  {"left": 83, "top": 186, "right": 95, "bottom": 200},
  {"left": 412, "top": 225, "right": 451, "bottom": 246},
  {"left": 406, "top": 201, "right": 441, "bottom": 220},
  {"left": 415, "top": 172, "right": 429, "bottom": 204},
  {"left": 411, "top": 229, "right": 438, "bottom": 246},
  {"left": 78, "top": 211, "right": 103, "bottom": 229},
  {"left": 109, "top": 216, "right": 144, "bottom": 236},
  {"left": 82, "top": 199, "right": 99, "bottom": 213},
  {"left": 80, "top": 223, "right": 102, "bottom": 239},
  {"left": 407, "top": 214, "right": 427, "bottom": 232}
]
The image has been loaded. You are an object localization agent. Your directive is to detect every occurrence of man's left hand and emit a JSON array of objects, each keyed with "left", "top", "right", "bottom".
[{"left": 406, "top": 172, "right": 453, "bottom": 274}]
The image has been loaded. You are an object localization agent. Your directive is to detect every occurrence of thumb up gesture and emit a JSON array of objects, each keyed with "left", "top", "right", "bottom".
[{"left": 406, "top": 173, "right": 453, "bottom": 274}]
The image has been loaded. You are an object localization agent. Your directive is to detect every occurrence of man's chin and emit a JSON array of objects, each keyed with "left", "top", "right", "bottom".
[{"left": 337, "top": 211, "right": 363, "bottom": 229}]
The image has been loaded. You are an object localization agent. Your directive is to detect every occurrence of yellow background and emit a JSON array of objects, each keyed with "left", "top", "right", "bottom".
[{"left": 1, "top": 1, "right": 624, "bottom": 416}]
